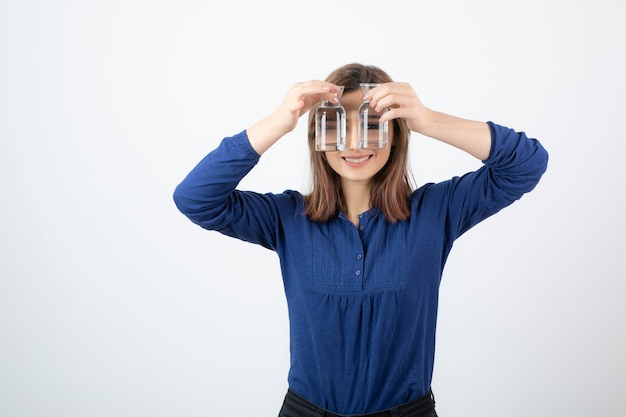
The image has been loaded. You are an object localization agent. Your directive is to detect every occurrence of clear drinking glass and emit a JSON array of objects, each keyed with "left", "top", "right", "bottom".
[
  {"left": 358, "top": 83, "right": 388, "bottom": 150},
  {"left": 315, "top": 86, "right": 346, "bottom": 151}
]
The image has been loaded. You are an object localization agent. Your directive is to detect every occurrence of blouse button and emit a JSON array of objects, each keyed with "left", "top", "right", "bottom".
[
  {"left": 355, "top": 270, "right": 361, "bottom": 276},
  {"left": 358, "top": 214, "right": 364, "bottom": 219},
  {"left": 356, "top": 254, "right": 362, "bottom": 260},
  {"left": 359, "top": 225, "right": 365, "bottom": 231}
]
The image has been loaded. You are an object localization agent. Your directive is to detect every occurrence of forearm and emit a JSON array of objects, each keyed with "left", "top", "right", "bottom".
[
  {"left": 418, "top": 109, "right": 492, "bottom": 161},
  {"left": 246, "top": 112, "right": 288, "bottom": 155},
  {"left": 247, "top": 81, "right": 342, "bottom": 154}
]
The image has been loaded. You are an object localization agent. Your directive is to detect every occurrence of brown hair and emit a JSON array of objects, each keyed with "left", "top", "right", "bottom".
[{"left": 303, "top": 63, "right": 414, "bottom": 222}]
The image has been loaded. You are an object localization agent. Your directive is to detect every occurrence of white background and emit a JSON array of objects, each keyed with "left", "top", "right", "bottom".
[{"left": 1, "top": 1, "right": 624, "bottom": 416}]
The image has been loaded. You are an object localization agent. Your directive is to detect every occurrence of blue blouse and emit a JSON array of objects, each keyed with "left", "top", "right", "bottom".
[{"left": 173, "top": 122, "right": 548, "bottom": 414}]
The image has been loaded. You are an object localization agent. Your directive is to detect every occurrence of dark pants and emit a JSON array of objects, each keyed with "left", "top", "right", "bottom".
[{"left": 278, "top": 388, "right": 437, "bottom": 417}]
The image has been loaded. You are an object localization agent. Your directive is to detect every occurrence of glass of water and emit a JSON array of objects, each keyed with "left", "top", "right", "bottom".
[
  {"left": 315, "top": 86, "right": 346, "bottom": 151},
  {"left": 358, "top": 83, "right": 388, "bottom": 150}
]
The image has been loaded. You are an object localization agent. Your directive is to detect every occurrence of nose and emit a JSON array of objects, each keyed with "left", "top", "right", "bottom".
[{"left": 347, "top": 118, "right": 359, "bottom": 150}]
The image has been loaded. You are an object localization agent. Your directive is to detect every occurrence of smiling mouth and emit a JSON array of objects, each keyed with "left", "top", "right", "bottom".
[{"left": 343, "top": 155, "right": 372, "bottom": 164}]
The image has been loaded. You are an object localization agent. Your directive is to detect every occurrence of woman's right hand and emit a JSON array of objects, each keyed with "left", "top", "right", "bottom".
[{"left": 247, "top": 81, "right": 342, "bottom": 155}]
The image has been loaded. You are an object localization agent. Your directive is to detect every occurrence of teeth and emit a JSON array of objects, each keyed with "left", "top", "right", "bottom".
[{"left": 344, "top": 156, "right": 370, "bottom": 164}]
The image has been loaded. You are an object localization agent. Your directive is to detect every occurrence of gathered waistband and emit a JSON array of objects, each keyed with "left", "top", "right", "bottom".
[{"left": 280, "top": 388, "right": 436, "bottom": 417}]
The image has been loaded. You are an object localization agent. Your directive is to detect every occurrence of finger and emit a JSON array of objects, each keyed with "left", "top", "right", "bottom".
[
  {"left": 378, "top": 106, "right": 415, "bottom": 124},
  {"left": 298, "top": 80, "right": 342, "bottom": 96},
  {"left": 378, "top": 108, "right": 397, "bottom": 124},
  {"left": 298, "top": 82, "right": 343, "bottom": 106},
  {"left": 369, "top": 83, "right": 414, "bottom": 105},
  {"left": 362, "top": 83, "right": 384, "bottom": 101},
  {"left": 371, "top": 95, "right": 398, "bottom": 113},
  {"left": 366, "top": 82, "right": 408, "bottom": 101}
]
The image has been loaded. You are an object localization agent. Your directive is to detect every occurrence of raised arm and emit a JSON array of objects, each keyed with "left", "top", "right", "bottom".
[
  {"left": 366, "top": 82, "right": 492, "bottom": 160},
  {"left": 367, "top": 82, "right": 548, "bottom": 238},
  {"left": 173, "top": 80, "right": 343, "bottom": 248},
  {"left": 247, "top": 81, "right": 343, "bottom": 154}
]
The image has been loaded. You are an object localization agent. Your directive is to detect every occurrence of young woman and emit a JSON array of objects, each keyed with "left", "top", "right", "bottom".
[{"left": 173, "top": 63, "right": 549, "bottom": 417}]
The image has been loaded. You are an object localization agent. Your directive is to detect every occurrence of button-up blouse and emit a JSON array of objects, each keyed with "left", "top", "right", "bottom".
[{"left": 173, "top": 121, "right": 549, "bottom": 414}]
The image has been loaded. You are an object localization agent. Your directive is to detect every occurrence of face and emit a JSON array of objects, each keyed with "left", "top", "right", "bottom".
[{"left": 324, "top": 89, "right": 393, "bottom": 187}]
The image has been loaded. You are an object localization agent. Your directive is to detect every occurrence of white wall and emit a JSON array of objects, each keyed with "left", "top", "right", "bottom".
[{"left": 1, "top": 1, "right": 624, "bottom": 416}]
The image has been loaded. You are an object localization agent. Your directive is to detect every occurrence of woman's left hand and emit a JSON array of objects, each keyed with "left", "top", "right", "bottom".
[
  {"left": 368, "top": 82, "right": 491, "bottom": 160},
  {"left": 366, "top": 82, "right": 432, "bottom": 135}
]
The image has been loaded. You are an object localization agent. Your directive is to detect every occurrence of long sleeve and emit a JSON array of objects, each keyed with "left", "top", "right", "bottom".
[
  {"left": 412, "top": 121, "right": 548, "bottom": 244},
  {"left": 172, "top": 123, "right": 549, "bottom": 415},
  {"left": 446, "top": 121, "right": 549, "bottom": 239},
  {"left": 172, "top": 130, "right": 282, "bottom": 250}
]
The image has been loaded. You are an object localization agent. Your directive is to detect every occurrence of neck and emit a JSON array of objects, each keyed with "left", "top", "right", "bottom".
[{"left": 341, "top": 180, "right": 371, "bottom": 226}]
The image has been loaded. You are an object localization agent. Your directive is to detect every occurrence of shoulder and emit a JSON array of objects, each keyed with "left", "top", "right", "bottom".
[
  {"left": 264, "top": 189, "right": 306, "bottom": 215},
  {"left": 277, "top": 189, "right": 304, "bottom": 204},
  {"left": 409, "top": 173, "right": 479, "bottom": 214},
  {"left": 411, "top": 179, "right": 455, "bottom": 203}
]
